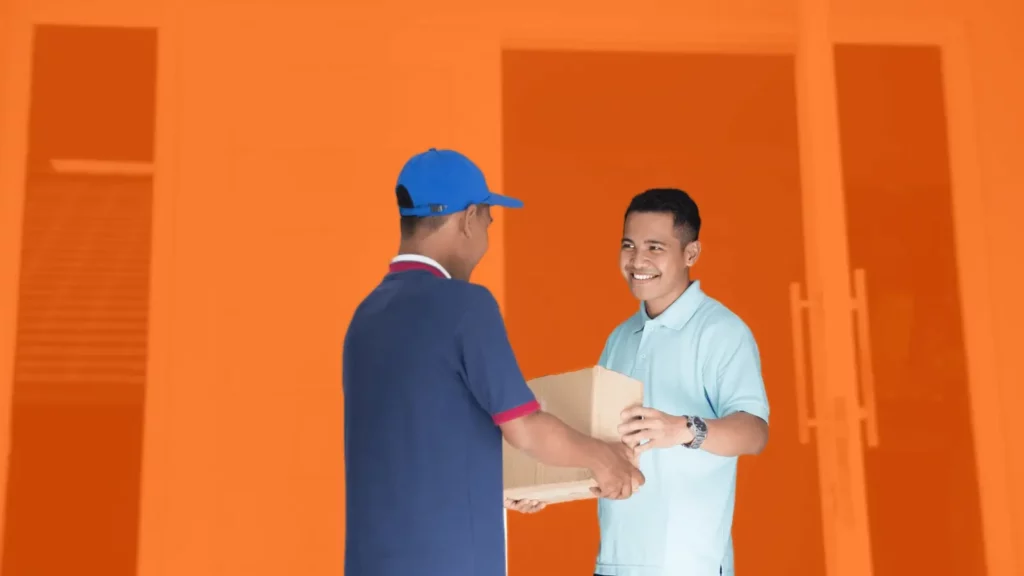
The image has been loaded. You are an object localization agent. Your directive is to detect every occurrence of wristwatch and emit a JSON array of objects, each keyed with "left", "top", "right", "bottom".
[{"left": 683, "top": 415, "right": 708, "bottom": 450}]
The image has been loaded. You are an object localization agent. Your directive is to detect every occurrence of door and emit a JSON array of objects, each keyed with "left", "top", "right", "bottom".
[
  {"left": 833, "top": 44, "right": 988, "bottom": 576},
  {"left": 1, "top": 24, "right": 157, "bottom": 576},
  {"left": 501, "top": 49, "right": 826, "bottom": 576}
]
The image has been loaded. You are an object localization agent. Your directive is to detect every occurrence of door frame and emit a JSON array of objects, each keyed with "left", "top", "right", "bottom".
[
  {"left": 502, "top": 20, "right": 797, "bottom": 56},
  {"left": 0, "top": 0, "right": 33, "bottom": 557},
  {"left": 831, "top": 17, "right": 1016, "bottom": 576},
  {"left": 0, "top": 2, "right": 180, "bottom": 573}
]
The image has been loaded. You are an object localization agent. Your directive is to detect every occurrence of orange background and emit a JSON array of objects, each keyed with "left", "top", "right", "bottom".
[{"left": 0, "top": 0, "right": 1022, "bottom": 575}]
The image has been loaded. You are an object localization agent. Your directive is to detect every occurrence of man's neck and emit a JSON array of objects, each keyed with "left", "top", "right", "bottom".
[
  {"left": 397, "top": 241, "right": 462, "bottom": 281},
  {"left": 644, "top": 279, "right": 692, "bottom": 319}
]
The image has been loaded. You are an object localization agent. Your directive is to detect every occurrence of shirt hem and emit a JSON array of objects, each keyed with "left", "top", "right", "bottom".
[{"left": 596, "top": 562, "right": 723, "bottom": 576}]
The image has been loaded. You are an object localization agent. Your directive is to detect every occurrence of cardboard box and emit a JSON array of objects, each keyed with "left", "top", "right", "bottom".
[{"left": 502, "top": 366, "right": 644, "bottom": 504}]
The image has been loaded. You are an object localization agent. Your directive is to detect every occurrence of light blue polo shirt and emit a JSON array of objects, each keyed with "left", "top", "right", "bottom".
[{"left": 595, "top": 281, "right": 769, "bottom": 576}]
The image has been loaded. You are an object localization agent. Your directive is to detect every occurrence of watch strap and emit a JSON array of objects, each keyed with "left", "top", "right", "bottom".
[{"left": 683, "top": 415, "right": 708, "bottom": 450}]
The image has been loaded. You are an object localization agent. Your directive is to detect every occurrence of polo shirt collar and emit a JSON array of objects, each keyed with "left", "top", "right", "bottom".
[
  {"left": 389, "top": 254, "right": 452, "bottom": 279},
  {"left": 632, "top": 280, "right": 705, "bottom": 332}
]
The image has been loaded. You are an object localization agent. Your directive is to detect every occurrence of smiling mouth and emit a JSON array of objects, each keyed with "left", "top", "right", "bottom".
[{"left": 631, "top": 272, "right": 660, "bottom": 283}]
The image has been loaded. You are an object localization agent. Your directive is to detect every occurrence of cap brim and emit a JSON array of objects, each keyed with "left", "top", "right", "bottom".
[{"left": 483, "top": 192, "right": 524, "bottom": 209}]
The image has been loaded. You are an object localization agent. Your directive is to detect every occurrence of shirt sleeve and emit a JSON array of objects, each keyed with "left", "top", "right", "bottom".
[
  {"left": 458, "top": 285, "right": 540, "bottom": 425},
  {"left": 597, "top": 331, "right": 615, "bottom": 369},
  {"left": 705, "top": 319, "right": 770, "bottom": 425}
]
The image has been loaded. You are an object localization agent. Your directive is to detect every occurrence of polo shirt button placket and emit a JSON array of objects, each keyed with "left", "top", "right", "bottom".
[
  {"left": 633, "top": 351, "right": 647, "bottom": 381},
  {"left": 638, "top": 323, "right": 654, "bottom": 356}
]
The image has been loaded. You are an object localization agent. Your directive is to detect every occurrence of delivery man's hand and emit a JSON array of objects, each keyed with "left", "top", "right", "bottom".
[
  {"left": 589, "top": 441, "right": 645, "bottom": 500},
  {"left": 504, "top": 498, "right": 546, "bottom": 514}
]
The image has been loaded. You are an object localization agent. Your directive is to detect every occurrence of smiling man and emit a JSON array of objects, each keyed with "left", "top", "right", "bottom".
[{"left": 592, "top": 188, "right": 771, "bottom": 576}]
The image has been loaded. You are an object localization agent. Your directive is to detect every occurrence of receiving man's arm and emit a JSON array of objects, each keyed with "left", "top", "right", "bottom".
[
  {"left": 692, "top": 411, "right": 768, "bottom": 456},
  {"left": 619, "top": 319, "right": 770, "bottom": 458},
  {"left": 458, "top": 285, "right": 644, "bottom": 500},
  {"left": 620, "top": 408, "right": 767, "bottom": 457}
]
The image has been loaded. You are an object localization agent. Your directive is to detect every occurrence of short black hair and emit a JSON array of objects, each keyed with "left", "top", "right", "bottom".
[
  {"left": 624, "top": 188, "right": 701, "bottom": 243},
  {"left": 397, "top": 185, "right": 449, "bottom": 239}
]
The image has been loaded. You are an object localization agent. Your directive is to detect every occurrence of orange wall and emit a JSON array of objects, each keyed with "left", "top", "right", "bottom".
[{"left": 1, "top": 0, "right": 1022, "bottom": 575}]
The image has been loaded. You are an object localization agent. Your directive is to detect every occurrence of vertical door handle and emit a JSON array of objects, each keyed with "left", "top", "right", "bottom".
[
  {"left": 789, "top": 282, "right": 817, "bottom": 444},
  {"left": 851, "top": 268, "right": 880, "bottom": 447}
]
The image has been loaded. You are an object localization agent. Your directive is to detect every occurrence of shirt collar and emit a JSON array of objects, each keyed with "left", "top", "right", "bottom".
[
  {"left": 389, "top": 254, "right": 452, "bottom": 279},
  {"left": 631, "top": 280, "right": 705, "bottom": 332}
]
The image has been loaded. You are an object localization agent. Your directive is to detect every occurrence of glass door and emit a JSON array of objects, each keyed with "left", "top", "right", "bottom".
[{"left": 833, "top": 43, "right": 988, "bottom": 576}]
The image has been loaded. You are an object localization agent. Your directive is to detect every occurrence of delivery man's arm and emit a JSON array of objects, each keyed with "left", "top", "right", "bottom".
[{"left": 457, "top": 284, "right": 643, "bottom": 499}]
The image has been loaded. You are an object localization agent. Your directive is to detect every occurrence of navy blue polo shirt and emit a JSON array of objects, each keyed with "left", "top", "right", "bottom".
[{"left": 342, "top": 255, "right": 539, "bottom": 576}]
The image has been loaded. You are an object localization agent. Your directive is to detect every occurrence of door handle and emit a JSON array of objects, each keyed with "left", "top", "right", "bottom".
[
  {"left": 789, "top": 282, "right": 817, "bottom": 444},
  {"left": 851, "top": 268, "right": 880, "bottom": 447}
]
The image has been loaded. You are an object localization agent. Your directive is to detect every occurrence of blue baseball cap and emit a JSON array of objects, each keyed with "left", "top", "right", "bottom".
[{"left": 396, "top": 148, "right": 524, "bottom": 217}]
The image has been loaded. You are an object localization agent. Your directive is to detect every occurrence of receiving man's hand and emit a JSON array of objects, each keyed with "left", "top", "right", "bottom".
[
  {"left": 504, "top": 498, "right": 546, "bottom": 514},
  {"left": 618, "top": 406, "right": 693, "bottom": 456}
]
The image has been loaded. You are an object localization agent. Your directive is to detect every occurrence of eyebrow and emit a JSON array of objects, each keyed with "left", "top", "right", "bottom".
[{"left": 621, "top": 237, "right": 667, "bottom": 246}]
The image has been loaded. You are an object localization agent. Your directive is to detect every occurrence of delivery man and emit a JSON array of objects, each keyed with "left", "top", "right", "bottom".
[{"left": 342, "top": 148, "right": 645, "bottom": 576}]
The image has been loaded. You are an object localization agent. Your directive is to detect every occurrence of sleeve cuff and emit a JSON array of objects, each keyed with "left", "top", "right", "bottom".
[
  {"left": 493, "top": 399, "right": 541, "bottom": 425},
  {"left": 721, "top": 402, "right": 770, "bottom": 425}
]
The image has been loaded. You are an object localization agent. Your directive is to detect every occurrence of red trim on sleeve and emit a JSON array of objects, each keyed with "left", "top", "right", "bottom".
[{"left": 493, "top": 399, "right": 541, "bottom": 425}]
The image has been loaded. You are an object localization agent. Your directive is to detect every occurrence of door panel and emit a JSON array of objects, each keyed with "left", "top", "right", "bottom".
[
  {"left": 834, "top": 44, "right": 988, "bottom": 576},
  {"left": 502, "top": 49, "right": 824, "bottom": 576},
  {"left": 2, "top": 25, "right": 157, "bottom": 576}
]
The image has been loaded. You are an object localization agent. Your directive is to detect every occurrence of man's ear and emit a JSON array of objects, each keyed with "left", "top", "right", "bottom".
[
  {"left": 685, "top": 240, "right": 702, "bottom": 267},
  {"left": 461, "top": 205, "right": 479, "bottom": 237}
]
